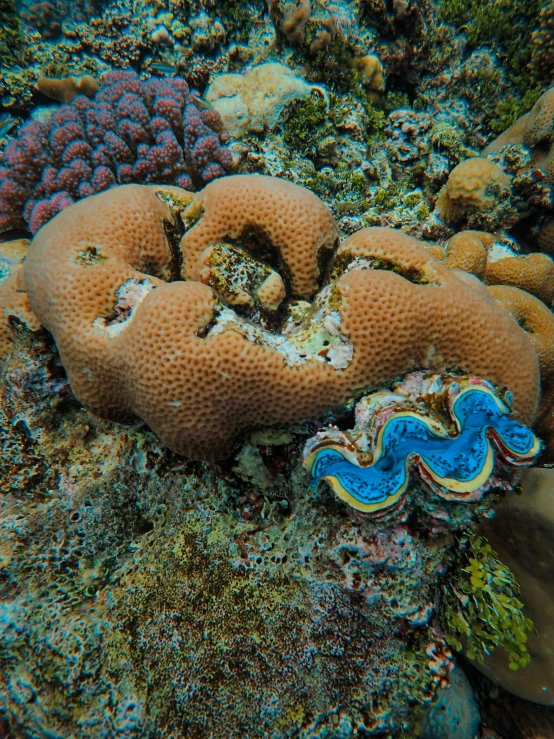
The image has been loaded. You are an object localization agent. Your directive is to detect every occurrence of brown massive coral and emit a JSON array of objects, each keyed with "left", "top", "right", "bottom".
[{"left": 1, "top": 175, "right": 540, "bottom": 460}]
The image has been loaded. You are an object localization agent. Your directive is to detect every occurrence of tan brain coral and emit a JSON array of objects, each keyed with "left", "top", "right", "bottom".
[
  {"left": 3, "top": 178, "right": 542, "bottom": 460},
  {"left": 485, "top": 252, "right": 554, "bottom": 306},
  {"left": 442, "top": 231, "right": 493, "bottom": 277},
  {"left": 179, "top": 174, "right": 339, "bottom": 297},
  {"left": 523, "top": 87, "right": 554, "bottom": 150},
  {"left": 440, "top": 232, "right": 554, "bottom": 306},
  {"left": 486, "top": 285, "right": 554, "bottom": 382}
]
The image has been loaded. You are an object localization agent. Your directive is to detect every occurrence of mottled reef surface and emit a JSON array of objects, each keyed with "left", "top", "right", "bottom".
[{"left": 2, "top": 0, "right": 554, "bottom": 737}]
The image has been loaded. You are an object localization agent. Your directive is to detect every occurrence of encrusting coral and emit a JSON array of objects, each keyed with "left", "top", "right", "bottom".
[
  {"left": 0, "top": 264, "right": 40, "bottom": 359},
  {"left": 204, "top": 63, "right": 320, "bottom": 139},
  {"left": 0, "top": 69, "right": 233, "bottom": 234},
  {"left": 0, "top": 237, "right": 34, "bottom": 358},
  {"left": 0, "top": 237, "right": 28, "bottom": 281},
  {"left": 1, "top": 175, "right": 541, "bottom": 461},
  {"left": 0, "top": 323, "right": 473, "bottom": 737}
]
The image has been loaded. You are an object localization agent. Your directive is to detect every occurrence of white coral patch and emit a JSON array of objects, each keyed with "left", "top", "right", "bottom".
[
  {"left": 210, "top": 301, "right": 353, "bottom": 370},
  {"left": 93, "top": 278, "right": 155, "bottom": 337}
]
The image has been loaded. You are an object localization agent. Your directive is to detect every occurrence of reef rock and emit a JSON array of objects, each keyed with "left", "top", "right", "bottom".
[
  {"left": 421, "top": 666, "right": 481, "bottom": 739},
  {"left": 0, "top": 326, "right": 538, "bottom": 736}
]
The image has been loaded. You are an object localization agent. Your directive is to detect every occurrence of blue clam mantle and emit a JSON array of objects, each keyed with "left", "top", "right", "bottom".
[{"left": 305, "top": 386, "right": 541, "bottom": 514}]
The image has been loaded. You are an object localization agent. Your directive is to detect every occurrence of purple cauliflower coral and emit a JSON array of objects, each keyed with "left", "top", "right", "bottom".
[{"left": 0, "top": 70, "right": 233, "bottom": 234}]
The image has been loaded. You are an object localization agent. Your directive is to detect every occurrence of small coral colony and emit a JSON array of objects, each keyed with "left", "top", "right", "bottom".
[{"left": 1, "top": 0, "right": 554, "bottom": 737}]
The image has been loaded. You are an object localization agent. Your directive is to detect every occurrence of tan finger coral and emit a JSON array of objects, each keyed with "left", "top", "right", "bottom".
[
  {"left": 435, "top": 158, "right": 511, "bottom": 224},
  {"left": 18, "top": 185, "right": 540, "bottom": 460},
  {"left": 352, "top": 54, "right": 385, "bottom": 102},
  {"left": 487, "top": 285, "right": 554, "bottom": 382},
  {"left": 36, "top": 74, "right": 99, "bottom": 103},
  {"left": 281, "top": 0, "right": 311, "bottom": 44}
]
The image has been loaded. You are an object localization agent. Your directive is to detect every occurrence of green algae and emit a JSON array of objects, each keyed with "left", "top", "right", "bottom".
[
  {"left": 0, "top": 0, "right": 35, "bottom": 110},
  {"left": 493, "top": 84, "right": 544, "bottom": 134},
  {"left": 0, "top": 0, "right": 23, "bottom": 65},
  {"left": 299, "top": 164, "right": 369, "bottom": 212},
  {"left": 308, "top": 34, "right": 365, "bottom": 95},
  {"left": 280, "top": 86, "right": 392, "bottom": 174},
  {"left": 430, "top": 122, "right": 475, "bottom": 162},
  {"left": 442, "top": 533, "right": 534, "bottom": 670},
  {"left": 439, "top": 0, "right": 543, "bottom": 83},
  {"left": 220, "top": 0, "right": 261, "bottom": 43},
  {"left": 282, "top": 90, "right": 333, "bottom": 161},
  {"left": 435, "top": 0, "right": 546, "bottom": 138}
]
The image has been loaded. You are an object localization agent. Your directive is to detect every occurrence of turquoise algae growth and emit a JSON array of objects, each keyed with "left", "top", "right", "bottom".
[{"left": 1, "top": 0, "right": 554, "bottom": 738}]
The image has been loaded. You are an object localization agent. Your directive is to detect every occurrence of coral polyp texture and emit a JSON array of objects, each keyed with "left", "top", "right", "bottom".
[
  {"left": 0, "top": 69, "right": 232, "bottom": 234},
  {"left": 1, "top": 175, "right": 540, "bottom": 460},
  {"left": 305, "top": 376, "right": 540, "bottom": 516}
]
